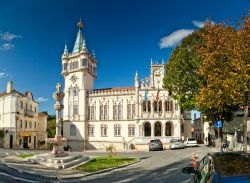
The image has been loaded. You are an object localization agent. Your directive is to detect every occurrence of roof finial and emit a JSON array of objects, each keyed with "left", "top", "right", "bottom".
[{"left": 77, "top": 18, "right": 84, "bottom": 30}]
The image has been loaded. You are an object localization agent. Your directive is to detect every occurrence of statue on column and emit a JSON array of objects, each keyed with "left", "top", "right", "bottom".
[{"left": 46, "top": 83, "right": 67, "bottom": 157}]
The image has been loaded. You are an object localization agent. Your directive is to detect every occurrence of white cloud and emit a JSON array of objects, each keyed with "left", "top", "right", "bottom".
[
  {"left": 36, "top": 97, "right": 49, "bottom": 102},
  {"left": 0, "top": 32, "right": 21, "bottom": 42},
  {"left": 0, "top": 43, "right": 14, "bottom": 51},
  {"left": 0, "top": 72, "right": 8, "bottom": 78},
  {"left": 192, "top": 20, "right": 215, "bottom": 28},
  {"left": 159, "top": 29, "right": 194, "bottom": 48}
]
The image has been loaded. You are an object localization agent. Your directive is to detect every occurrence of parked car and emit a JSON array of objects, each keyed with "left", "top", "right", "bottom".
[
  {"left": 149, "top": 139, "right": 163, "bottom": 151},
  {"left": 184, "top": 137, "right": 198, "bottom": 147},
  {"left": 170, "top": 138, "right": 184, "bottom": 149},
  {"left": 182, "top": 152, "right": 250, "bottom": 183}
]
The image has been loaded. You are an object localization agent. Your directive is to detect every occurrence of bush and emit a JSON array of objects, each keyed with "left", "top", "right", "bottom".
[{"left": 105, "top": 144, "right": 116, "bottom": 157}]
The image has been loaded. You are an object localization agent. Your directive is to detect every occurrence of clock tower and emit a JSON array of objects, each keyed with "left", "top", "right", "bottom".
[
  {"left": 62, "top": 19, "right": 97, "bottom": 148},
  {"left": 150, "top": 59, "right": 165, "bottom": 89}
]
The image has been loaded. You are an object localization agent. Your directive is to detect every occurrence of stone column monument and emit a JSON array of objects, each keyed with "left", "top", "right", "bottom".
[{"left": 46, "top": 83, "right": 67, "bottom": 157}]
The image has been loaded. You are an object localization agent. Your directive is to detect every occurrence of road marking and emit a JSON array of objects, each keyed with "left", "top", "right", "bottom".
[
  {"left": 4, "top": 152, "right": 9, "bottom": 156},
  {"left": 15, "top": 152, "right": 20, "bottom": 155},
  {"left": 24, "top": 152, "right": 28, "bottom": 154},
  {"left": 0, "top": 172, "right": 37, "bottom": 183}
]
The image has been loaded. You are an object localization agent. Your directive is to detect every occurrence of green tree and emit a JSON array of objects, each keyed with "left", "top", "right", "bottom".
[{"left": 163, "top": 30, "right": 204, "bottom": 110}]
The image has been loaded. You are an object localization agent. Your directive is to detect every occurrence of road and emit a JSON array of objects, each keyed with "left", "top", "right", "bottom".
[{"left": 0, "top": 145, "right": 216, "bottom": 183}]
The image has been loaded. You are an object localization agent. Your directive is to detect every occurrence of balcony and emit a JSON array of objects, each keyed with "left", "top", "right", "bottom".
[{"left": 24, "top": 110, "right": 34, "bottom": 117}]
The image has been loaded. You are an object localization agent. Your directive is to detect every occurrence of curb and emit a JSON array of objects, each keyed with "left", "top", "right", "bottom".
[
  {"left": 2, "top": 157, "right": 141, "bottom": 180},
  {"left": 61, "top": 158, "right": 141, "bottom": 179}
]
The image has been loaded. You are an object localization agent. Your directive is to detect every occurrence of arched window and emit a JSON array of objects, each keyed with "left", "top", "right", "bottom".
[
  {"left": 165, "top": 123, "right": 172, "bottom": 136},
  {"left": 147, "top": 101, "right": 151, "bottom": 112},
  {"left": 144, "top": 122, "right": 151, "bottom": 137},
  {"left": 70, "top": 124, "right": 76, "bottom": 136},
  {"left": 154, "top": 122, "right": 162, "bottom": 136},
  {"left": 143, "top": 101, "right": 146, "bottom": 112}
]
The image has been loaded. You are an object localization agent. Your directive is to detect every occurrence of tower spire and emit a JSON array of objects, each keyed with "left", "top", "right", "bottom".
[{"left": 72, "top": 18, "right": 87, "bottom": 53}]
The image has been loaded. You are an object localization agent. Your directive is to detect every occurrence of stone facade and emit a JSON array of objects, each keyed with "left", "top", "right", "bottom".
[
  {"left": 62, "top": 20, "right": 192, "bottom": 150},
  {"left": 0, "top": 81, "right": 48, "bottom": 149}
]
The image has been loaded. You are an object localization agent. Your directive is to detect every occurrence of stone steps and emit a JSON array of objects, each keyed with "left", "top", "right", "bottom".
[{"left": 26, "top": 153, "right": 89, "bottom": 169}]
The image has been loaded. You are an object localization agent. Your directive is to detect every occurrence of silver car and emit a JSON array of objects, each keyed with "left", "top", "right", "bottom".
[
  {"left": 149, "top": 139, "right": 163, "bottom": 151},
  {"left": 170, "top": 138, "right": 184, "bottom": 149}
]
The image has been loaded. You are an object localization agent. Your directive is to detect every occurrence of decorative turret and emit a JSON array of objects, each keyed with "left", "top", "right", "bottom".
[
  {"left": 135, "top": 71, "right": 139, "bottom": 88},
  {"left": 63, "top": 43, "right": 68, "bottom": 55}
]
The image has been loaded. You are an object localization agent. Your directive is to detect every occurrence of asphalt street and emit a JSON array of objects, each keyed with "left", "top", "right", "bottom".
[{"left": 0, "top": 145, "right": 216, "bottom": 183}]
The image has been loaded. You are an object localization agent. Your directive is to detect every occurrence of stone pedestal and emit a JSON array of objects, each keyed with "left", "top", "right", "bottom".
[{"left": 46, "top": 136, "right": 67, "bottom": 157}]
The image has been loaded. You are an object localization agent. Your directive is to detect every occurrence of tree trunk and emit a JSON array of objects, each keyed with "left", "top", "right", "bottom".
[{"left": 243, "top": 92, "right": 249, "bottom": 158}]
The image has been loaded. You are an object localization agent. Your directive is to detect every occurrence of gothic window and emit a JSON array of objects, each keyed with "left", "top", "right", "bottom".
[
  {"left": 165, "top": 123, "right": 172, "bottom": 136},
  {"left": 113, "top": 104, "right": 117, "bottom": 120},
  {"left": 147, "top": 101, "right": 151, "bottom": 112},
  {"left": 34, "top": 122, "right": 36, "bottom": 129},
  {"left": 118, "top": 104, "right": 122, "bottom": 120},
  {"left": 159, "top": 101, "right": 162, "bottom": 112},
  {"left": 114, "top": 124, "right": 121, "bottom": 136},
  {"left": 132, "top": 104, "right": 135, "bottom": 119},
  {"left": 101, "top": 124, "right": 108, "bottom": 137},
  {"left": 81, "top": 59, "right": 87, "bottom": 67},
  {"left": 104, "top": 105, "right": 108, "bottom": 120},
  {"left": 20, "top": 120, "right": 22, "bottom": 129},
  {"left": 20, "top": 101, "right": 23, "bottom": 109},
  {"left": 127, "top": 104, "right": 131, "bottom": 119},
  {"left": 73, "top": 103, "right": 78, "bottom": 115},
  {"left": 143, "top": 101, "right": 146, "bottom": 112},
  {"left": 25, "top": 121, "right": 27, "bottom": 128},
  {"left": 63, "top": 63, "right": 68, "bottom": 71},
  {"left": 34, "top": 107, "right": 37, "bottom": 114},
  {"left": 100, "top": 105, "right": 104, "bottom": 120},
  {"left": 29, "top": 121, "right": 32, "bottom": 129},
  {"left": 165, "top": 101, "right": 173, "bottom": 112},
  {"left": 153, "top": 101, "right": 157, "bottom": 112},
  {"left": 70, "top": 124, "right": 76, "bottom": 136},
  {"left": 128, "top": 124, "right": 135, "bottom": 136},
  {"left": 169, "top": 101, "right": 173, "bottom": 112},
  {"left": 89, "top": 106, "right": 95, "bottom": 120},
  {"left": 88, "top": 124, "right": 94, "bottom": 137}
]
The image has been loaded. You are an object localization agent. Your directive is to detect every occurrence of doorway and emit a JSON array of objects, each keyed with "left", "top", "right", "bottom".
[
  {"left": 23, "top": 136, "right": 29, "bottom": 149},
  {"left": 34, "top": 136, "right": 36, "bottom": 149},
  {"left": 10, "top": 135, "right": 13, "bottom": 148}
]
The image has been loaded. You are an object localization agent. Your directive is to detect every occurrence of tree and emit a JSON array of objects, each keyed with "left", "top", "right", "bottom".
[
  {"left": 163, "top": 30, "right": 204, "bottom": 111},
  {"left": 163, "top": 12, "right": 249, "bottom": 155},
  {"left": 196, "top": 16, "right": 249, "bottom": 156},
  {"left": 43, "top": 111, "right": 56, "bottom": 138}
]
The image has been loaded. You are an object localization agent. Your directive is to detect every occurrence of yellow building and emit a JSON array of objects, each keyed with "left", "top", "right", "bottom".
[{"left": 0, "top": 81, "right": 47, "bottom": 149}]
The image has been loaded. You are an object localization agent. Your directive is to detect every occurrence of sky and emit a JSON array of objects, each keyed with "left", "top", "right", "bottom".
[{"left": 0, "top": 0, "right": 249, "bottom": 114}]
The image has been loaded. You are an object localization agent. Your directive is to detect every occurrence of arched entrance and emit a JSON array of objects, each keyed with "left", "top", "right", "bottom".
[
  {"left": 154, "top": 122, "right": 162, "bottom": 136},
  {"left": 165, "top": 122, "right": 172, "bottom": 136},
  {"left": 144, "top": 122, "right": 151, "bottom": 136}
]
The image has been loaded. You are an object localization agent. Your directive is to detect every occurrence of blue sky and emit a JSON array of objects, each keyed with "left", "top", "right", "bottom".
[{"left": 0, "top": 0, "right": 249, "bottom": 114}]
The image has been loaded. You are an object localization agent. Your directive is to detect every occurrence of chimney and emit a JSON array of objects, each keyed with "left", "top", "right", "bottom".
[{"left": 7, "top": 81, "right": 13, "bottom": 93}]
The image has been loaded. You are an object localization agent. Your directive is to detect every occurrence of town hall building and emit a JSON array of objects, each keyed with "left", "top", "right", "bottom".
[{"left": 62, "top": 20, "right": 192, "bottom": 150}]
